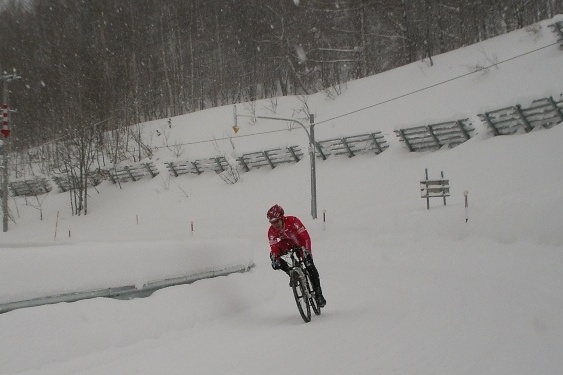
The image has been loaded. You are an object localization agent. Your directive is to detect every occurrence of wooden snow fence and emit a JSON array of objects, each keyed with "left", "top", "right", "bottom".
[
  {"left": 9, "top": 177, "right": 52, "bottom": 197},
  {"left": 237, "top": 146, "right": 303, "bottom": 171},
  {"left": 395, "top": 119, "right": 474, "bottom": 152},
  {"left": 478, "top": 96, "right": 563, "bottom": 136},
  {"left": 107, "top": 162, "right": 159, "bottom": 183},
  {"left": 51, "top": 172, "right": 103, "bottom": 193},
  {"left": 166, "top": 157, "right": 230, "bottom": 176},
  {"left": 549, "top": 20, "right": 563, "bottom": 48},
  {"left": 315, "top": 132, "right": 388, "bottom": 159}
]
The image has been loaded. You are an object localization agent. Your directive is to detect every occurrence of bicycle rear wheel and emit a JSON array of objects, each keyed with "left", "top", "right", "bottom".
[{"left": 291, "top": 270, "right": 311, "bottom": 322}]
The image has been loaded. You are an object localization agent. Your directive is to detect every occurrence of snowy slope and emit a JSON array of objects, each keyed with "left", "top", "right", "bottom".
[{"left": 0, "top": 15, "right": 562, "bottom": 375}]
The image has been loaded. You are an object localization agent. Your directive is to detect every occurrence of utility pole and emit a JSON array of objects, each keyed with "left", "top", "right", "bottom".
[{"left": 1, "top": 70, "right": 21, "bottom": 232}]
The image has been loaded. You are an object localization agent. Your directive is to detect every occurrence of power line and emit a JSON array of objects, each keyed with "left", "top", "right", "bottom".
[
  {"left": 153, "top": 40, "right": 560, "bottom": 149},
  {"left": 315, "top": 41, "right": 559, "bottom": 126},
  {"left": 151, "top": 128, "right": 289, "bottom": 150},
  {"left": 21, "top": 40, "right": 562, "bottom": 153}
]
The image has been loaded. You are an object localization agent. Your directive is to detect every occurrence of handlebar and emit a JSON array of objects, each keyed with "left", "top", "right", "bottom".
[{"left": 280, "top": 247, "right": 305, "bottom": 267}]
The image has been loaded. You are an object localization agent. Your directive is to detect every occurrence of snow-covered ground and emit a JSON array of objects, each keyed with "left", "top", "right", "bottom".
[{"left": 1, "top": 15, "right": 563, "bottom": 375}]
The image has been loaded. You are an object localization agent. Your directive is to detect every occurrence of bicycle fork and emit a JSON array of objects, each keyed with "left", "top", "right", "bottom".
[{"left": 293, "top": 267, "right": 312, "bottom": 299}]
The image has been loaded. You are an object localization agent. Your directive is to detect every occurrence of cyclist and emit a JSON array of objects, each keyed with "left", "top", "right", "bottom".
[{"left": 267, "top": 204, "right": 326, "bottom": 308}]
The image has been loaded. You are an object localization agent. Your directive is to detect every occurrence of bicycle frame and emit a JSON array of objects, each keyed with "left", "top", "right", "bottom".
[{"left": 282, "top": 249, "right": 309, "bottom": 291}]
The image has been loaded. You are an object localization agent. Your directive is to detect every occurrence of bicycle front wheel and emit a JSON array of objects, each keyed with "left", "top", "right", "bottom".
[
  {"left": 291, "top": 270, "right": 311, "bottom": 323},
  {"left": 305, "top": 272, "right": 321, "bottom": 316}
]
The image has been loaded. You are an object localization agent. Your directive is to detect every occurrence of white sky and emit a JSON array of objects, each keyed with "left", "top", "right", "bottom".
[{"left": 1, "top": 14, "right": 563, "bottom": 375}]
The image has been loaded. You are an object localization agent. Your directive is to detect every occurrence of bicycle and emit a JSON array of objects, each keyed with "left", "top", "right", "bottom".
[{"left": 280, "top": 247, "right": 322, "bottom": 322}]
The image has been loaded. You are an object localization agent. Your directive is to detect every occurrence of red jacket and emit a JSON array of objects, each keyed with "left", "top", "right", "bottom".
[{"left": 268, "top": 216, "right": 311, "bottom": 258}]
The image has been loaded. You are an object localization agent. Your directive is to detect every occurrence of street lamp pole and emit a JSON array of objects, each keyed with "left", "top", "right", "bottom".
[
  {"left": 233, "top": 108, "right": 318, "bottom": 219},
  {"left": 308, "top": 114, "right": 317, "bottom": 220}
]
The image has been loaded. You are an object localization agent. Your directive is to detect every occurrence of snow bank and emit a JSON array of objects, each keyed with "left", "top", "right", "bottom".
[{"left": 0, "top": 239, "right": 254, "bottom": 304}]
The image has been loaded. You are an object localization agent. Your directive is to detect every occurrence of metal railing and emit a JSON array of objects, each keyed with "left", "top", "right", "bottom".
[{"left": 0, "top": 262, "right": 253, "bottom": 314}]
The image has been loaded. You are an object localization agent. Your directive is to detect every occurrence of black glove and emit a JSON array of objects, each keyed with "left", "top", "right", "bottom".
[
  {"left": 270, "top": 254, "right": 281, "bottom": 270},
  {"left": 304, "top": 251, "right": 314, "bottom": 267}
]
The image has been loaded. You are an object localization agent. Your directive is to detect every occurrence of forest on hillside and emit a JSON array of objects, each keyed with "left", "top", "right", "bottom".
[
  {"left": 0, "top": 0, "right": 561, "bottom": 216},
  {"left": 1, "top": 0, "right": 561, "bottom": 149}
]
